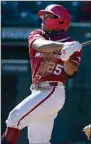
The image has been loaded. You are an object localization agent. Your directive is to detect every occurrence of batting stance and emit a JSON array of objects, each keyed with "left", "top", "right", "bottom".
[{"left": 2, "top": 4, "right": 82, "bottom": 144}]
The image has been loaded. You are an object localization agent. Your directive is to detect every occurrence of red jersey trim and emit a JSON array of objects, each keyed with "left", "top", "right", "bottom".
[
  {"left": 71, "top": 60, "right": 79, "bottom": 66},
  {"left": 17, "top": 87, "right": 55, "bottom": 126}
]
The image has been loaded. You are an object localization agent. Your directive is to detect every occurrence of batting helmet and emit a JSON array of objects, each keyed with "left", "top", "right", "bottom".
[{"left": 38, "top": 4, "right": 70, "bottom": 31}]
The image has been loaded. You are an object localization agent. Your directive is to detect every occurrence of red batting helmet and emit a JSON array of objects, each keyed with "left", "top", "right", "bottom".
[{"left": 38, "top": 4, "right": 70, "bottom": 31}]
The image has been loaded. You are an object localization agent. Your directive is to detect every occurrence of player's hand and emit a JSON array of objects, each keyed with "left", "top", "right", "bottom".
[
  {"left": 83, "top": 124, "right": 91, "bottom": 140},
  {"left": 60, "top": 41, "right": 81, "bottom": 61}
]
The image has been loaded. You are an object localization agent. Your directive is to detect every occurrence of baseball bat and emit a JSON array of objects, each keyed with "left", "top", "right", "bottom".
[{"left": 81, "top": 40, "right": 91, "bottom": 47}]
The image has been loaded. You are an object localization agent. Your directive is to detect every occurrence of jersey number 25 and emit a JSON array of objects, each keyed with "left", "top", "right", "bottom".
[{"left": 46, "top": 62, "right": 63, "bottom": 75}]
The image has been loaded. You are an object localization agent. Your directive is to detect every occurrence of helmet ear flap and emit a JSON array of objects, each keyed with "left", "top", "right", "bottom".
[{"left": 59, "top": 21, "right": 65, "bottom": 24}]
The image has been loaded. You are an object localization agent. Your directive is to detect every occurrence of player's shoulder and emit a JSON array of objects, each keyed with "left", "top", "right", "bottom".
[
  {"left": 57, "top": 32, "right": 73, "bottom": 43},
  {"left": 31, "top": 29, "right": 44, "bottom": 34},
  {"left": 28, "top": 29, "right": 45, "bottom": 38},
  {"left": 64, "top": 34, "right": 73, "bottom": 42}
]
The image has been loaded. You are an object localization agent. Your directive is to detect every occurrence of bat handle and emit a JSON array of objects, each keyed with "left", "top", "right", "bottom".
[{"left": 81, "top": 40, "right": 91, "bottom": 47}]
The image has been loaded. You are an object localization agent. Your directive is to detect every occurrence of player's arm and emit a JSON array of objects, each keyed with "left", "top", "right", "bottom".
[
  {"left": 64, "top": 60, "right": 78, "bottom": 76},
  {"left": 32, "top": 38, "right": 64, "bottom": 53},
  {"left": 63, "top": 51, "right": 81, "bottom": 76},
  {"left": 29, "top": 32, "right": 81, "bottom": 54}
]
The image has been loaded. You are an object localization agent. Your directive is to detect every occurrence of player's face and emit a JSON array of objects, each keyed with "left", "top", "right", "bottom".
[{"left": 42, "top": 12, "right": 58, "bottom": 32}]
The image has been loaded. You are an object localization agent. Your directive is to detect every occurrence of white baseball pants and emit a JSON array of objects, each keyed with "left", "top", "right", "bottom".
[{"left": 6, "top": 81, "right": 65, "bottom": 143}]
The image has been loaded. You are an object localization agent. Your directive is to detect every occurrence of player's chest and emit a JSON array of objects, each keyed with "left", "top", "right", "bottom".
[{"left": 34, "top": 51, "right": 62, "bottom": 63}]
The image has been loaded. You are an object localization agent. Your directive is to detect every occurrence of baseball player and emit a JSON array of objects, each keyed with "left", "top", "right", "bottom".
[{"left": 2, "top": 4, "right": 82, "bottom": 144}]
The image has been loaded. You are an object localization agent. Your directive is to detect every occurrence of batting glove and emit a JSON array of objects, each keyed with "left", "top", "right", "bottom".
[{"left": 60, "top": 41, "right": 81, "bottom": 61}]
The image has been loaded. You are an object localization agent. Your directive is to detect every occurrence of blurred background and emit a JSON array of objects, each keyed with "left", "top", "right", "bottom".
[{"left": 1, "top": 1, "right": 91, "bottom": 144}]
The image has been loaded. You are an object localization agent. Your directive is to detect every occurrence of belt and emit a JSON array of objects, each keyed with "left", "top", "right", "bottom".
[{"left": 30, "top": 81, "right": 64, "bottom": 90}]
